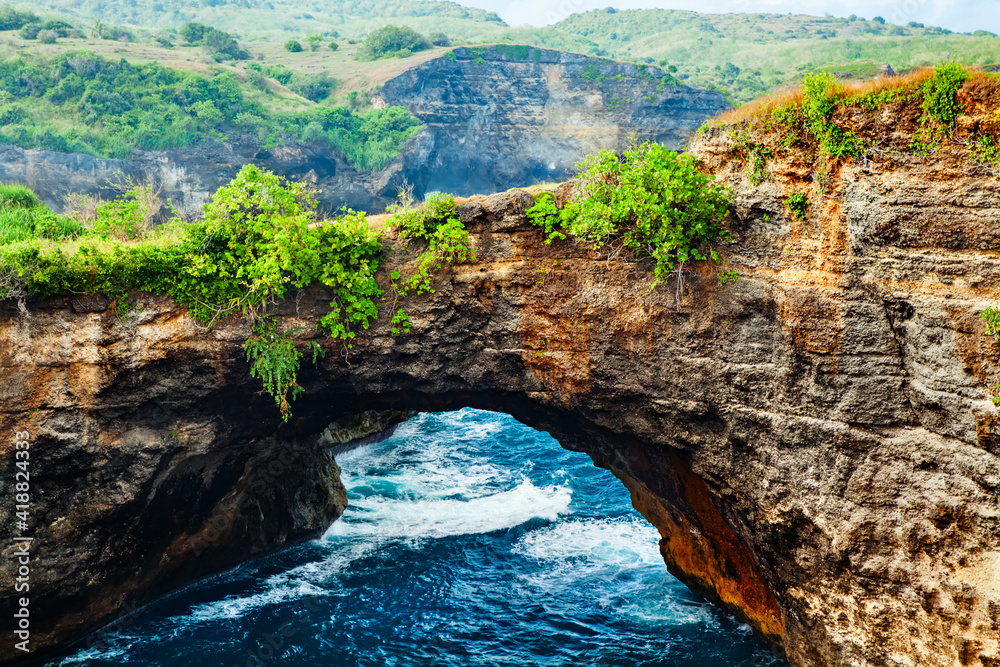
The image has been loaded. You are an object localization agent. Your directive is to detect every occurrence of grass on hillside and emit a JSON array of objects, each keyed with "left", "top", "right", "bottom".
[
  {"left": 7, "top": 0, "right": 508, "bottom": 42},
  {"left": 703, "top": 64, "right": 1000, "bottom": 197},
  {"left": 516, "top": 9, "right": 1000, "bottom": 104},
  {"left": 0, "top": 183, "right": 83, "bottom": 243},
  {"left": 0, "top": 30, "right": 452, "bottom": 98}
]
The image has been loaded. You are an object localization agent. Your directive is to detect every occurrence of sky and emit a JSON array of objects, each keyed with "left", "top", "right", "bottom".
[{"left": 457, "top": 0, "right": 1000, "bottom": 33}]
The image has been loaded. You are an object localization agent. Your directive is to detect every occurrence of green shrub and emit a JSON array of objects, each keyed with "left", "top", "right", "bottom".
[
  {"left": 41, "top": 19, "right": 75, "bottom": 37},
  {"left": 19, "top": 23, "right": 41, "bottom": 39},
  {"left": 429, "top": 31, "right": 450, "bottom": 47},
  {"left": 802, "top": 72, "right": 859, "bottom": 158},
  {"left": 356, "top": 25, "right": 430, "bottom": 61},
  {"left": 180, "top": 22, "right": 208, "bottom": 43},
  {"left": 982, "top": 305, "right": 1000, "bottom": 339},
  {"left": 180, "top": 22, "right": 247, "bottom": 59},
  {"left": 922, "top": 62, "right": 968, "bottom": 127},
  {"left": 305, "top": 34, "right": 324, "bottom": 51},
  {"left": 246, "top": 61, "right": 294, "bottom": 85},
  {"left": 526, "top": 141, "right": 732, "bottom": 288},
  {"left": 387, "top": 190, "right": 472, "bottom": 297},
  {"left": 244, "top": 315, "right": 319, "bottom": 421},
  {"left": 972, "top": 135, "right": 1000, "bottom": 168},
  {"left": 0, "top": 183, "right": 82, "bottom": 244},
  {"left": 289, "top": 104, "right": 422, "bottom": 172},
  {"left": 328, "top": 41, "right": 339, "bottom": 51},
  {"left": 0, "top": 183, "right": 41, "bottom": 209},
  {"left": 496, "top": 44, "right": 531, "bottom": 60},
  {"left": 525, "top": 193, "right": 566, "bottom": 243},
  {"left": 786, "top": 192, "right": 809, "bottom": 220},
  {"left": 729, "top": 128, "right": 773, "bottom": 185},
  {"left": 0, "top": 6, "right": 38, "bottom": 31},
  {"left": 285, "top": 39, "right": 303, "bottom": 53},
  {"left": 290, "top": 73, "right": 338, "bottom": 102},
  {"left": 0, "top": 51, "right": 418, "bottom": 172},
  {"left": 0, "top": 167, "right": 398, "bottom": 417}
]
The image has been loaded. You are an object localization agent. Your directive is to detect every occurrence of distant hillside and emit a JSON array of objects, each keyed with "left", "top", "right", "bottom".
[
  {"left": 518, "top": 9, "right": 1000, "bottom": 103},
  {"left": 3, "top": 2, "right": 999, "bottom": 108},
  {"left": 7, "top": 0, "right": 508, "bottom": 41}
]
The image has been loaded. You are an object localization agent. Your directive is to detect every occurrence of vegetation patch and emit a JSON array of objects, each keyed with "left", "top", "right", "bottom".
[
  {"left": 0, "top": 167, "right": 387, "bottom": 415},
  {"left": 786, "top": 192, "right": 809, "bottom": 220},
  {"left": 179, "top": 22, "right": 248, "bottom": 60},
  {"left": 244, "top": 315, "right": 323, "bottom": 420},
  {"left": 801, "top": 72, "right": 859, "bottom": 158},
  {"left": 0, "top": 167, "right": 479, "bottom": 417},
  {"left": 386, "top": 190, "right": 473, "bottom": 299},
  {"left": 496, "top": 44, "right": 532, "bottom": 60},
  {"left": 356, "top": 24, "right": 431, "bottom": 61},
  {"left": 526, "top": 141, "right": 732, "bottom": 303},
  {"left": 0, "top": 50, "right": 419, "bottom": 171},
  {"left": 714, "top": 64, "right": 997, "bottom": 178},
  {"left": 971, "top": 135, "right": 1000, "bottom": 170},
  {"left": 0, "top": 184, "right": 82, "bottom": 244}
]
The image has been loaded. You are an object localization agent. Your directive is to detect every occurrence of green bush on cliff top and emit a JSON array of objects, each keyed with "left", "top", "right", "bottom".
[
  {"left": 0, "top": 184, "right": 83, "bottom": 244},
  {"left": 0, "top": 167, "right": 480, "bottom": 420},
  {"left": 527, "top": 141, "right": 732, "bottom": 291},
  {"left": 0, "top": 166, "right": 386, "bottom": 417},
  {"left": 355, "top": 24, "right": 431, "bottom": 61}
]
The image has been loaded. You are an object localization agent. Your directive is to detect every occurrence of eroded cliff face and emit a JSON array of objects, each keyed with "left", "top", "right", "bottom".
[
  {"left": 2, "top": 135, "right": 1000, "bottom": 667},
  {"left": 379, "top": 46, "right": 728, "bottom": 196},
  {"left": 0, "top": 140, "right": 398, "bottom": 218}
]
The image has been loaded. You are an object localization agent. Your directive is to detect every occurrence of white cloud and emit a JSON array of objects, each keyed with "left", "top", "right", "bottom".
[{"left": 461, "top": 0, "right": 1000, "bottom": 33}]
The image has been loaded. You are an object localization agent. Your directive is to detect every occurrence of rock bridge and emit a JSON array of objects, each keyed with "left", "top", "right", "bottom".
[{"left": 2, "top": 139, "right": 1000, "bottom": 667}]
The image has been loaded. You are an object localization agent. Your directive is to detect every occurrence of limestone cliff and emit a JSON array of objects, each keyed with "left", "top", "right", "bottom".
[
  {"left": 0, "top": 139, "right": 397, "bottom": 218},
  {"left": 2, "top": 100, "right": 1000, "bottom": 667},
  {"left": 378, "top": 45, "right": 728, "bottom": 195}
]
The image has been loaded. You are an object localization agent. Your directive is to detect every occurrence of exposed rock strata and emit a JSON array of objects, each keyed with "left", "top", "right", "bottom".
[
  {"left": 0, "top": 140, "right": 399, "bottom": 218},
  {"left": 1, "top": 145, "right": 1000, "bottom": 667}
]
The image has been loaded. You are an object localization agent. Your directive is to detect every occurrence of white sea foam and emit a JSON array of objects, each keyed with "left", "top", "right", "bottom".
[
  {"left": 328, "top": 479, "right": 572, "bottom": 542},
  {"left": 185, "top": 579, "right": 328, "bottom": 622},
  {"left": 183, "top": 412, "right": 572, "bottom": 625},
  {"left": 515, "top": 516, "right": 663, "bottom": 566},
  {"left": 514, "top": 517, "right": 718, "bottom": 627}
]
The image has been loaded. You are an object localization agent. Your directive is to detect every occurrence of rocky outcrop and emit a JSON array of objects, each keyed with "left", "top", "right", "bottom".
[
  {"left": 0, "top": 140, "right": 399, "bottom": 218},
  {"left": 379, "top": 46, "right": 728, "bottom": 195},
  {"left": 2, "top": 133, "right": 1000, "bottom": 667}
]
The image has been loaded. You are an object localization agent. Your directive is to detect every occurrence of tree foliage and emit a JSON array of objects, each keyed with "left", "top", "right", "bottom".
[
  {"left": 0, "top": 51, "right": 420, "bottom": 171},
  {"left": 528, "top": 142, "right": 731, "bottom": 288},
  {"left": 356, "top": 24, "right": 431, "bottom": 60},
  {"left": 0, "top": 167, "right": 385, "bottom": 417}
]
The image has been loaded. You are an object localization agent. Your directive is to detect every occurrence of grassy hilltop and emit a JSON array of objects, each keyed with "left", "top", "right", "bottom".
[
  {"left": 5, "top": 0, "right": 507, "bottom": 41},
  {"left": 519, "top": 9, "right": 1000, "bottom": 103},
  {"left": 5, "top": 1, "right": 999, "bottom": 108}
]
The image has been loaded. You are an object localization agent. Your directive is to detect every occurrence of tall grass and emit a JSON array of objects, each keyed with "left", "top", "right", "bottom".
[{"left": 0, "top": 183, "right": 84, "bottom": 244}]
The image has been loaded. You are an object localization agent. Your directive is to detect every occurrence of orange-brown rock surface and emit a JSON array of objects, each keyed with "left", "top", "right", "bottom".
[{"left": 2, "top": 109, "right": 1000, "bottom": 667}]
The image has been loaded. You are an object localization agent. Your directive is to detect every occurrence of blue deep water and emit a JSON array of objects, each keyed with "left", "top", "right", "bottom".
[{"left": 53, "top": 409, "right": 785, "bottom": 667}]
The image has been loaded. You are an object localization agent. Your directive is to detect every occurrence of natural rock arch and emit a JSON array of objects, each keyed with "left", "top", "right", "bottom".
[{"left": 3, "top": 156, "right": 1000, "bottom": 667}]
